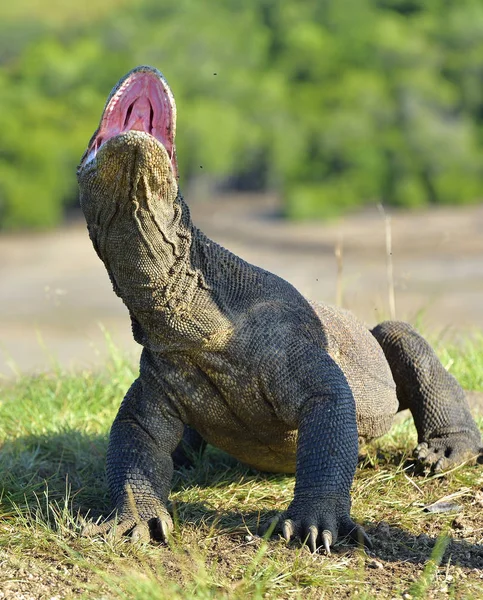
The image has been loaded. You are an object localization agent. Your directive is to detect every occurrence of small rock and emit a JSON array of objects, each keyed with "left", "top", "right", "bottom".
[
  {"left": 424, "top": 501, "right": 461, "bottom": 514},
  {"left": 367, "top": 559, "right": 384, "bottom": 570}
]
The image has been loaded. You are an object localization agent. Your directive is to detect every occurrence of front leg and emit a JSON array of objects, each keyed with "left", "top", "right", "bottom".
[
  {"left": 262, "top": 349, "right": 371, "bottom": 554},
  {"left": 281, "top": 393, "right": 370, "bottom": 554},
  {"left": 83, "top": 374, "right": 184, "bottom": 542}
]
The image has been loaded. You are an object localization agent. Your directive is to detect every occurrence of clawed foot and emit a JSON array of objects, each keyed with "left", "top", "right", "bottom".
[
  {"left": 260, "top": 496, "right": 371, "bottom": 555},
  {"left": 415, "top": 431, "right": 483, "bottom": 472},
  {"left": 81, "top": 510, "right": 173, "bottom": 543}
]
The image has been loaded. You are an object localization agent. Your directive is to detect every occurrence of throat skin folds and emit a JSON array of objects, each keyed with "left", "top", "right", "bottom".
[{"left": 82, "top": 139, "right": 237, "bottom": 352}]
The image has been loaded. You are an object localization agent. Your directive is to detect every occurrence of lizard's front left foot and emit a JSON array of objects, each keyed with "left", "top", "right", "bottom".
[
  {"left": 262, "top": 494, "right": 371, "bottom": 555},
  {"left": 81, "top": 508, "right": 173, "bottom": 543},
  {"left": 415, "top": 430, "right": 483, "bottom": 472}
]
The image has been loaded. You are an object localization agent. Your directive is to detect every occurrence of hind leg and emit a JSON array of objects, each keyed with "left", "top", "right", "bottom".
[{"left": 371, "top": 321, "right": 482, "bottom": 471}]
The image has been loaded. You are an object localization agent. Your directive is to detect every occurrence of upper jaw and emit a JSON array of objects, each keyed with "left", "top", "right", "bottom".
[{"left": 79, "top": 66, "right": 178, "bottom": 176}]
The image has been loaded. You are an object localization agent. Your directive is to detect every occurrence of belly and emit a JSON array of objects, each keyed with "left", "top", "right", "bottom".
[
  {"left": 202, "top": 425, "right": 298, "bottom": 474},
  {"left": 181, "top": 381, "right": 297, "bottom": 472},
  {"left": 172, "top": 351, "right": 298, "bottom": 472}
]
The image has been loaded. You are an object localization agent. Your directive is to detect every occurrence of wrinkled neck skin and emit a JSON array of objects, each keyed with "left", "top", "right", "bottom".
[{"left": 79, "top": 134, "right": 233, "bottom": 352}]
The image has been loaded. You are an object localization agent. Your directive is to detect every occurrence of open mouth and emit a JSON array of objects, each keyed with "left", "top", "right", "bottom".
[{"left": 82, "top": 67, "right": 177, "bottom": 176}]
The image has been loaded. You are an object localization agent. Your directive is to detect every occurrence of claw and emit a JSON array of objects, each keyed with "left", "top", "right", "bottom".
[
  {"left": 321, "top": 529, "right": 332, "bottom": 555},
  {"left": 415, "top": 442, "right": 429, "bottom": 459},
  {"left": 159, "top": 517, "right": 171, "bottom": 543},
  {"left": 349, "top": 525, "right": 373, "bottom": 550},
  {"left": 282, "top": 519, "right": 295, "bottom": 542},
  {"left": 81, "top": 517, "right": 135, "bottom": 540},
  {"left": 307, "top": 525, "right": 318, "bottom": 554},
  {"left": 434, "top": 457, "right": 447, "bottom": 473}
]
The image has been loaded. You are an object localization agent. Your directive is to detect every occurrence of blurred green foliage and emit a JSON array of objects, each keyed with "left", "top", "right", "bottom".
[{"left": 1, "top": 0, "right": 483, "bottom": 229}]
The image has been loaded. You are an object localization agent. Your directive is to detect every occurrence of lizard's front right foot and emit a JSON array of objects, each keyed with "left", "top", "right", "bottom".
[
  {"left": 81, "top": 509, "right": 173, "bottom": 543},
  {"left": 262, "top": 494, "right": 371, "bottom": 555}
]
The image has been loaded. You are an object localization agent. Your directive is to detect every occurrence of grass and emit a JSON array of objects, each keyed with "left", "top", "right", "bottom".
[{"left": 0, "top": 335, "right": 482, "bottom": 598}]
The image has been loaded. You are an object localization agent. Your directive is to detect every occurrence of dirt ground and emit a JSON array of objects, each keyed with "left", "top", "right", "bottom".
[{"left": 1, "top": 194, "right": 483, "bottom": 377}]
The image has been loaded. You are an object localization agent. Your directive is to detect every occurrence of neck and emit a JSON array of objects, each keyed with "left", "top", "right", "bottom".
[{"left": 96, "top": 193, "right": 236, "bottom": 351}]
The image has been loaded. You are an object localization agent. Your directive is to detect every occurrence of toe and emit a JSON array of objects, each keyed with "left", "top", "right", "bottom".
[
  {"left": 80, "top": 522, "right": 101, "bottom": 538},
  {"left": 81, "top": 518, "right": 136, "bottom": 540},
  {"left": 434, "top": 456, "right": 450, "bottom": 472},
  {"left": 81, "top": 520, "right": 111, "bottom": 538},
  {"left": 131, "top": 522, "right": 151, "bottom": 543},
  {"left": 415, "top": 442, "right": 430, "bottom": 460}
]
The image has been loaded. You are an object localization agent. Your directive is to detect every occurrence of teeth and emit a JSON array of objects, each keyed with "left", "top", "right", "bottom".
[
  {"left": 85, "top": 147, "right": 97, "bottom": 164},
  {"left": 106, "top": 78, "right": 132, "bottom": 114}
]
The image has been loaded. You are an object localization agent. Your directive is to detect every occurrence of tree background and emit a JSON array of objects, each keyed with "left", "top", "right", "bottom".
[{"left": 1, "top": 0, "right": 483, "bottom": 229}]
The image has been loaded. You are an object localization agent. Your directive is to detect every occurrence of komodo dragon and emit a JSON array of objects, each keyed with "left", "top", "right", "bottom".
[{"left": 77, "top": 66, "right": 483, "bottom": 554}]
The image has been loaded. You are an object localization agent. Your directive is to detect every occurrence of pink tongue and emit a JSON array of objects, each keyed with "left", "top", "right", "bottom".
[{"left": 124, "top": 96, "right": 152, "bottom": 134}]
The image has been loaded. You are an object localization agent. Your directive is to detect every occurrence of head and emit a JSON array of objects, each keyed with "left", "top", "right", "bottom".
[{"left": 77, "top": 66, "right": 179, "bottom": 255}]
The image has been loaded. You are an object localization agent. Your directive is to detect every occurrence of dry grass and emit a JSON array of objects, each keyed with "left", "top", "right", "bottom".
[{"left": 0, "top": 335, "right": 482, "bottom": 599}]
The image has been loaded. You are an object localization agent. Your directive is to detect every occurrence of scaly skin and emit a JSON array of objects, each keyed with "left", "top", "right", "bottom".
[{"left": 77, "top": 66, "right": 483, "bottom": 553}]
